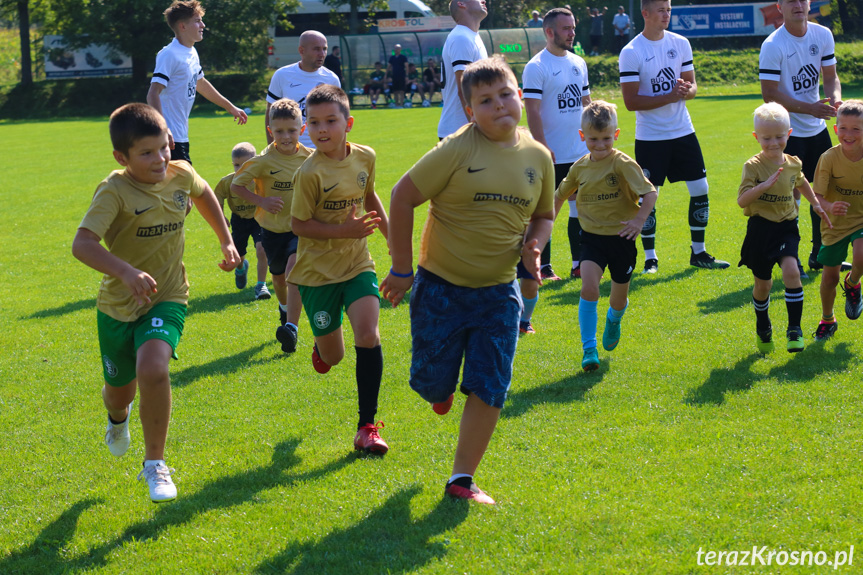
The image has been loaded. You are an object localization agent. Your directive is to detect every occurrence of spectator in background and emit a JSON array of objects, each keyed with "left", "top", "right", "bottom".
[
  {"left": 387, "top": 43, "right": 409, "bottom": 108},
  {"left": 586, "top": 6, "right": 608, "bottom": 56},
  {"left": 612, "top": 5, "right": 631, "bottom": 54},
  {"left": 422, "top": 58, "right": 441, "bottom": 106},
  {"left": 324, "top": 45, "right": 343, "bottom": 85},
  {"left": 527, "top": 10, "right": 543, "bottom": 27}
]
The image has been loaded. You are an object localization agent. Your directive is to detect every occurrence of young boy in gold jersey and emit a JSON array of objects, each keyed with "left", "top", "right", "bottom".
[
  {"left": 738, "top": 103, "right": 831, "bottom": 353},
  {"left": 231, "top": 99, "right": 311, "bottom": 353},
  {"left": 813, "top": 100, "right": 863, "bottom": 340},
  {"left": 72, "top": 103, "right": 239, "bottom": 502},
  {"left": 213, "top": 142, "right": 270, "bottom": 300},
  {"left": 554, "top": 100, "right": 657, "bottom": 372},
  {"left": 381, "top": 56, "right": 555, "bottom": 504},
  {"left": 288, "top": 85, "right": 391, "bottom": 454}
]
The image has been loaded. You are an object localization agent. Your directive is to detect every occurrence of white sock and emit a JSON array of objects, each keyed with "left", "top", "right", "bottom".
[
  {"left": 692, "top": 242, "right": 706, "bottom": 255},
  {"left": 279, "top": 303, "right": 288, "bottom": 312},
  {"left": 644, "top": 249, "right": 657, "bottom": 260},
  {"left": 572, "top": 260, "right": 580, "bottom": 268},
  {"left": 449, "top": 473, "right": 472, "bottom": 483},
  {"left": 144, "top": 459, "right": 165, "bottom": 468}
]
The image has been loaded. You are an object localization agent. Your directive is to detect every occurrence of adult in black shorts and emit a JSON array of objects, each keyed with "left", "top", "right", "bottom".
[{"left": 387, "top": 44, "right": 409, "bottom": 107}]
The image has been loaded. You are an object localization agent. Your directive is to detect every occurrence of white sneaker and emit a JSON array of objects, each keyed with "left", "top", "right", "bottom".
[
  {"left": 105, "top": 401, "right": 133, "bottom": 457},
  {"left": 422, "top": 99, "right": 431, "bottom": 107},
  {"left": 255, "top": 283, "right": 271, "bottom": 300},
  {"left": 137, "top": 461, "right": 177, "bottom": 502}
]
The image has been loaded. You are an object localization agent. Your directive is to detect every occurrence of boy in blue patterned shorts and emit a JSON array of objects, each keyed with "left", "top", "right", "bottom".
[{"left": 381, "top": 56, "right": 555, "bottom": 504}]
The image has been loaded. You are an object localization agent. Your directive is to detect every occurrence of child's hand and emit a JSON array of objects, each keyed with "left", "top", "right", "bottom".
[
  {"left": 218, "top": 244, "right": 241, "bottom": 272},
  {"left": 619, "top": 217, "right": 645, "bottom": 240},
  {"left": 380, "top": 272, "right": 413, "bottom": 307},
  {"left": 521, "top": 238, "right": 544, "bottom": 286},
  {"left": 830, "top": 200, "right": 851, "bottom": 217},
  {"left": 259, "top": 196, "right": 284, "bottom": 214},
  {"left": 762, "top": 167, "right": 783, "bottom": 189},
  {"left": 121, "top": 268, "right": 158, "bottom": 306},
  {"left": 342, "top": 205, "right": 381, "bottom": 238},
  {"left": 814, "top": 204, "right": 834, "bottom": 229}
]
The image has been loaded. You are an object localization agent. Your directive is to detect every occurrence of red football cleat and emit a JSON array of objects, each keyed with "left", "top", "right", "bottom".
[
  {"left": 432, "top": 394, "right": 454, "bottom": 415},
  {"left": 354, "top": 421, "right": 388, "bottom": 454},
  {"left": 312, "top": 344, "right": 331, "bottom": 374},
  {"left": 445, "top": 482, "right": 495, "bottom": 505}
]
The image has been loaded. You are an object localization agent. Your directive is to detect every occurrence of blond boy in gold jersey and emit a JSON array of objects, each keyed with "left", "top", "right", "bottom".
[
  {"left": 813, "top": 100, "right": 863, "bottom": 340},
  {"left": 737, "top": 102, "right": 831, "bottom": 353},
  {"left": 231, "top": 99, "right": 311, "bottom": 353},
  {"left": 381, "top": 57, "right": 555, "bottom": 504},
  {"left": 213, "top": 142, "right": 270, "bottom": 299},
  {"left": 72, "top": 103, "right": 239, "bottom": 502},
  {"left": 554, "top": 101, "right": 657, "bottom": 372},
  {"left": 289, "top": 85, "right": 391, "bottom": 454}
]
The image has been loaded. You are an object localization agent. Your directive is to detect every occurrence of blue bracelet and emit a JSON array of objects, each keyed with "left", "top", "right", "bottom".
[{"left": 390, "top": 267, "right": 414, "bottom": 278}]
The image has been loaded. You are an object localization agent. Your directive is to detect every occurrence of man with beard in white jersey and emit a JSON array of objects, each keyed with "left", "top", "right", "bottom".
[
  {"left": 438, "top": 0, "right": 488, "bottom": 140},
  {"left": 760, "top": 0, "right": 846, "bottom": 275},
  {"left": 521, "top": 7, "right": 591, "bottom": 333},
  {"left": 619, "top": 0, "right": 729, "bottom": 273}
]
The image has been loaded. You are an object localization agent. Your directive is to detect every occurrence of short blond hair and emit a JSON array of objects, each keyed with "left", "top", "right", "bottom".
[
  {"left": 268, "top": 98, "right": 302, "bottom": 122},
  {"left": 753, "top": 102, "right": 790, "bottom": 131},
  {"left": 837, "top": 99, "right": 863, "bottom": 119},
  {"left": 581, "top": 100, "right": 618, "bottom": 132},
  {"left": 231, "top": 142, "right": 255, "bottom": 160}
]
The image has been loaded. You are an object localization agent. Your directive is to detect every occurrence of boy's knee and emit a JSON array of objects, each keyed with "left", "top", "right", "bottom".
[
  {"left": 272, "top": 273, "right": 287, "bottom": 287},
  {"left": 354, "top": 328, "right": 380, "bottom": 348}
]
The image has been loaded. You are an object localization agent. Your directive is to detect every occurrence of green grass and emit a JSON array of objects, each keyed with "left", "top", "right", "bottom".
[{"left": 2, "top": 89, "right": 863, "bottom": 574}]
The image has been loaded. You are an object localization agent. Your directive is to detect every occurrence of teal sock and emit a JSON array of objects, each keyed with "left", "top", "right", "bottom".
[
  {"left": 579, "top": 297, "right": 598, "bottom": 350},
  {"left": 608, "top": 300, "right": 628, "bottom": 321},
  {"left": 521, "top": 294, "right": 538, "bottom": 323},
  {"left": 256, "top": 281, "right": 265, "bottom": 287}
]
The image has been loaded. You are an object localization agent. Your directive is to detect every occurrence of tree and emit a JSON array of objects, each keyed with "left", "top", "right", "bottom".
[
  {"left": 320, "top": 0, "right": 389, "bottom": 34},
  {"left": 44, "top": 0, "right": 296, "bottom": 82},
  {"left": 1, "top": 0, "right": 37, "bottom": 85}
]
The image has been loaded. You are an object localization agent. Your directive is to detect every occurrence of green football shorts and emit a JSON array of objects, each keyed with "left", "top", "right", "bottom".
[
  {"left": 817, "top": 228, "right": 863, "bottom": 267},
  {"left": 298, "top": 271, "right": 380, "bottom": 337},
  {"left": 97, "top": 301, "right": 186, "bottom": 386}
]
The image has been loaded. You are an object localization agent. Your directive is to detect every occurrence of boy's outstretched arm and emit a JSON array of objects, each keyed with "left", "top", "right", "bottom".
[
  {"left": 620, "top": 190, "right": 658, "bottom": 240},
  {"left": 196, "top": 78, "right": 248, "bottom": 125},
  {"left": 72, "top": 229, "right": 158, "bottom": 306},
  {"left": 797, "top": 179, "right": 833, "bottom": 229},
  {"left": 292, "top": 204, "right": 381, "bottom": 240},
  {"left": 380, "top": 173, "right": 426, "bottom": 307},
  {"left": 738, "top": 168, "right": 783, "bottom": 208},
  {"left": 193, "top": 186, "right": 241, "bottom": 271},
  {"left": 522, "top": 210, "right": 555, "bottom": 284},
  {"left": 231, "top": 183, "right": 283, "bottom": 214}
]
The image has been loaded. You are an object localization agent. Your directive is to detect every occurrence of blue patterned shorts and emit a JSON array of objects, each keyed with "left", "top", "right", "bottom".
[{"left": 409, "top": 268, "right": 522, "bottom": 409}]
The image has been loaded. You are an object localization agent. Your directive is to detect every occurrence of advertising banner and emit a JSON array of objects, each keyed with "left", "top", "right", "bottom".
[{"left": 44, "top": 35, "right": 132, "bottom": 79}]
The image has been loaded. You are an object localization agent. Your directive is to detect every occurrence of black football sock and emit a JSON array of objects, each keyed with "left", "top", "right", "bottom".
[
  {"left": 785, "top": 287, "right": 804, "bottom": 329},
  {"left": 355, "top": 345, "right": 382, "bottom": 429},
  {"left": 753, "top": 296, "right": 770, "bottom": 332}
]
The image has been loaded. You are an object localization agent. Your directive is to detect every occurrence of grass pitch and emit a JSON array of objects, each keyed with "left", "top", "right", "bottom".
[{"left": 2, "top": 86, "right": 863, "bottom": 574}]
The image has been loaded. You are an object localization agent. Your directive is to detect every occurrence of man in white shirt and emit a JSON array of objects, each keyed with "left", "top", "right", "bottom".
[
  {"left": 612, "top": 5, "right": 631, "bottom": 54},
  {"left": 438, "top": 0, "right": 488, "bottom": 139},
  {"left": 523, "top": 7, "right": 591, "bottom": 282},
  {"left": 147, "top": 0, "right": 247, "bottom": 164},
  {"left": 760, "top": 0, "right": 843, "bottom": 272},
  {"left": 266, "top": 30, "right": 341, "bottom": 149},
  {"left": 619, "top": 0, "right": 729, "bottom": 273}
]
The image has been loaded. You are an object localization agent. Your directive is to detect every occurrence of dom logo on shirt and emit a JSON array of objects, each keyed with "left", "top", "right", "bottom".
[
  {"left": 557, "top": 85, "right": 583, "bottom": 110},
  {"left": 651, "top": 68, "right": 676, "bottom": 94},
  {"left": 792, "top": 65, "right": 819, "bottom": 92}
]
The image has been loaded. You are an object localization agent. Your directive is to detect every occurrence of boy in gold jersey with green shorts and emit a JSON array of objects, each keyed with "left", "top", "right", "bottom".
[
  {"left": 381, "top": 56, "right": 555, "bottom": 504},
  {"left": 231, "top": 99, "right": 311, "bottom": 353},
  {"left": 213, "top": 142, "right": 270, "bottom": 300},
  {"left": 813, "top": 100, "right": 863, "bottom": 340},
  {"left": 289, "top": 85, "right": 391, "bottom": 454},
  {"left": 72, "top": 103, "right": 240, "bottom": 502},
  {"left": 554, "top": 100, "right": 657, "bottom": 372},
  {"left": 738, "top": 103, "right": 831, "bottom": 353}
]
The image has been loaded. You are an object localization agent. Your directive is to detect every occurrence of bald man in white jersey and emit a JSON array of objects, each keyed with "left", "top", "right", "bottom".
[
  {"left": 760, "top": 0, "right": 845, "bottom": 273},
  {"left": 266, "top": 30, "right": 341, "bottom": 149}
]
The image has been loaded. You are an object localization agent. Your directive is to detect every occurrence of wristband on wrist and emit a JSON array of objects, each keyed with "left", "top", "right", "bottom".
[{"left": 390, "top": 267, "right": 414, "bottom": 278}]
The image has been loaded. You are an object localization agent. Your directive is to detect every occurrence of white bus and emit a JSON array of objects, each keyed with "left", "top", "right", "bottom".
[{"left": 268, "top": 0, "right": 436, "bottom": 68}]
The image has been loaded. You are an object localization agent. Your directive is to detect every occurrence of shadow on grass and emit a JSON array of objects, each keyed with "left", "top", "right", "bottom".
[
  {"left": 254, "top": 486, "right": 469, "bottom": 575},
  {"left": 186, "top": 290, "right": 258, "bottom": 316},
  {"left": 22, "top": 298, "right": 96, "bottom": 319},
  {"left": 0, "top": 439, "right": 357, "bottom": 573},
  {"left": 171, "top": 342, "right": 281, "bottom": 388},
  {"left": 685, "top": 342, "right": 853, "bottom": 406},
  {"left": 542, "top": 268, "right": 698, "bottom": 307},
  {"left": 503, "top": 363, "right": 606, "bottom": 419},
  {"left": 697, "top": 276, "right": 819, "bottom": 315},
  {"left": 0, "top": 497, "right": 102, "bottom": 574}
]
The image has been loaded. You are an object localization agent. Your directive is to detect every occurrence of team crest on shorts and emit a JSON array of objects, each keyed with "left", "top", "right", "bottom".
[
  {"left": 524, "top": 167, "right": 537, "bottom": 184},
  {"left": 314, "top": 311, "right": 331, "bottom": 329},
  {"left": 667, "top": 49, "right": 677, "bottom": 59},
  {"left": 357, "top": 171, "right": 368, "bottom": 189},
  {"left": 103, "top": 355, "right": 118, "bottom": 378},
  {"left": 605, "top": 174, "right": 618, "bottom": 187},
  {"left": 173, "top": 191, "right": 186, "bottom": 210},
  {"left": 809, "top": 44, "right": 819, "bottom": 56}
]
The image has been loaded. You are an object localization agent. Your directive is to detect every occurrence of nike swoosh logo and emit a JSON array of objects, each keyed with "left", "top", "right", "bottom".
[
  {"left": 553, "top": 70, "right": 561, "bottom": 76},
  {"left": 270, "top": 170, "right": 282, "bottom": 175},
  {"left": 645, "top": 55, "right": 655, "bottom": 61},
  {"left": 467, "top": 167, "right": 486, "bottom": 173},
  {"left": 135, "top": 207, "right": 153, "bottom": 215},
  {"left": 323, "top": 184, "right": 337, "bottom": 193},
  {"left": 787, "top": 51, "right": 796, "bottom": 59},
  {"left": 290, "top": 83, "right": 302, "bottom": 87}
]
